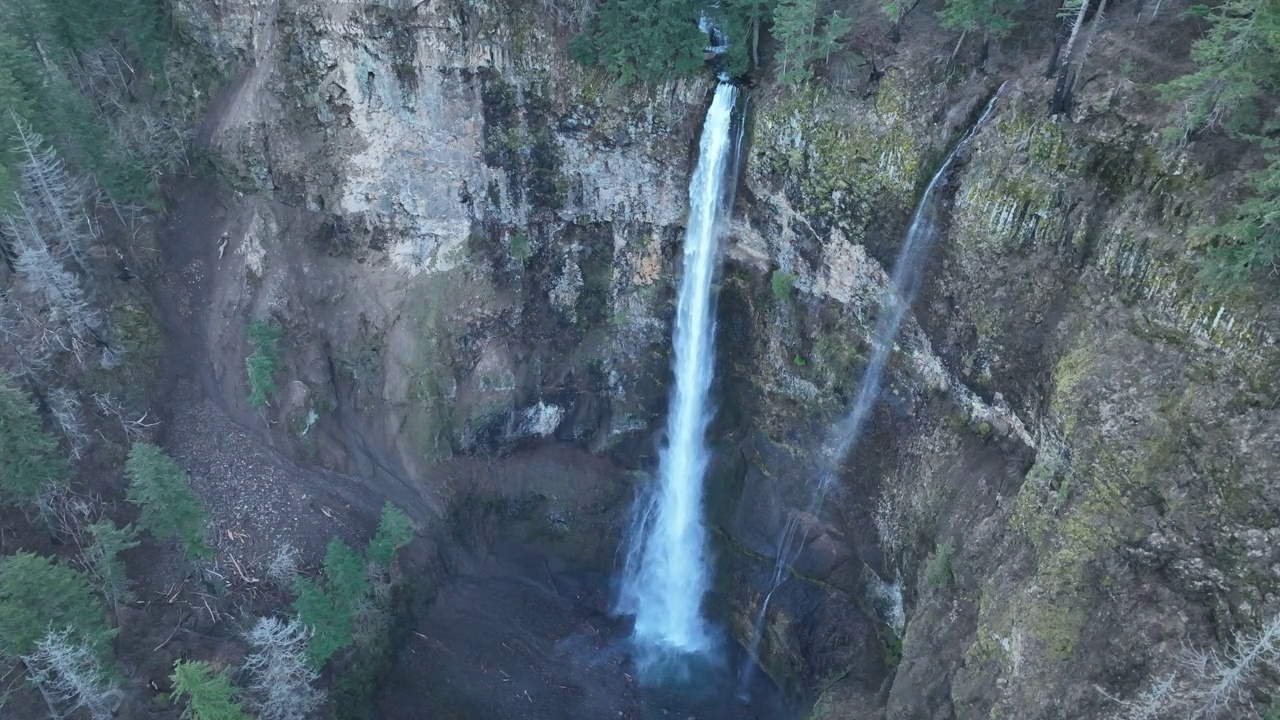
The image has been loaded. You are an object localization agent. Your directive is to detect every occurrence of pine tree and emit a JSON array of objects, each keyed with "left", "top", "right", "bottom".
[
  {"left": 170, "top": 661, "right": 253, "bottom": 720},
  {"left": 1161, "top": 0, "right": 1280, "bottom": 283},
  {"left": 0, "top": 374, "right": 69, "bottom": 504},
  {"left": 293, "top": 538, "right": 369, "bottom": 666},
  {"left": 773, "top": 0, "right": 852, "bottom": 85},
  {"left": 773, "top": 0, "right": 819, "bottom": 85},
  {"left": 0, "top": 552, "right": 113, "bottom": 660},
  {"left": 367, "top": 502, "right": 413, "bottom": 570},
  {"left": 572, "top": 0, "right": 706, "bottom": 85},
  {"left": 83, "top": 519, "right": 140, "bottom": 613},
  {"left": 938, "top": 0, "right": 1019, "bottom": 63},
  {"left": 125, "top": 442, "right": 211, "bottom": 560}
]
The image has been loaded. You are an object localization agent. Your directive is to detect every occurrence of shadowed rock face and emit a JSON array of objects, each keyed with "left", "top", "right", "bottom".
[{"left": 169, "top": 1, "right": 1280, "bottom": 718}]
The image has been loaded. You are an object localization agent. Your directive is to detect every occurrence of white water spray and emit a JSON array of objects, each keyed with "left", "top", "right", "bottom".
[
  {"left": 617, "top": 83, "right": 740, "bottom": 660},
  {"left": 738, "top": 87, "right": 1006, "bottom": 696}
]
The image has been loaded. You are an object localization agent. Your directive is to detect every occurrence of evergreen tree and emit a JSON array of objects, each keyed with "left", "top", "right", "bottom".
[
  {"left": 1161, "top": 0, "right": 1280, "bottom": 282},
  {"left": 84, "top": 519, "right": 140, "bottom": 612},
  {"left": 246, "top": 319, "right": 282, "bottom": 408},
  {"left": 294, "top": 538, "right": 370, "bottom": 666},
  {"left": 0, "top": 552, "right": 113, "bottom": 660},
  {"left": 571, "top": 0, "right": 706, "bottom": 85},
  {"left": 773, "top": 0, "right": 852, "bottom": 85},
  {"left": 938, "top": 0, "right": 1018, "bottom": 38},
  {"left": 170, "top": 660, "right": 253, "bottom": 720},
  {"left": 0, "top": 374, "right": 70, "bottom": 504},
  {"left": 367, "top": 502, "right": 413, "bottom": 570},
  {"left": 125, "top": 442, "right": 211, "bottom": 559}
]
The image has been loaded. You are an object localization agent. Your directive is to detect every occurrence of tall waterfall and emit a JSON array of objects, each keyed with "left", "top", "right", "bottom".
[
  {"left": 739, "top": 87, "right": 1006, "bottom": 697},
  {"left": 617, "top": 82, "right": 740, "bottom": 661}
]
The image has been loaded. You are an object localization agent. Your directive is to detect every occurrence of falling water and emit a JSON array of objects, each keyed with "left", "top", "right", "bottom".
[
  {"left": 617, "top": 82, "right": 741, "bottom": 665},
  {"left": 738, "top": 87, "right": 1006, "bottom": 697}
]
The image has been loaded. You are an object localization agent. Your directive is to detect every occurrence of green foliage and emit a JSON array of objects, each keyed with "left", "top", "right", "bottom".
[
  {"left": 125, "top": 442, "right": 211, "bottom": 560},
  {"left": 170, "top": 661, "right": 252, "bottom": 720},
  {"left": 1160, "top": 0, "right": 1280, "bottom": 284},
  {"left": 926, "top": 541, "right": 955, "bottom": 588},
  {"left": 246, "top": 318, "right": 283, "bottom": 408},
  {"left": 770, "top": 269, "right": 797, "bottom": 302},
  {"left": 510, "top": 231, "right": 531, "bottom": 262},
  {"left": 571, "top": 0, "right": 706, "bottom": 85},
  {"left": 0, "top": 0, "right": 172, "bottom": 205},
  {"left": 84, "top": 519, "right": 140, "bottom": 607},
  {"left": 1265, "top": 694, "right": 1280, "bottom": 720},
  {"left": 1162, "top": 0, "right": 1280, "bottom": 139},
  {"left": 0, "top": 551, "right": 113, "bottom": 660},
  {"left": 0, "top": 375, "right": 70, "bottom": 504},
  {"left": 937, "top": 0, "right": 1019, "bottom": 35},
  {"left": 368, "top": 502, "right": 414, "bottom": 570},
  {"left": 1197, "top": 149, "right": 1280, "bottom": 285},
  {"left": 773, "top": 0, "right": 852, "bottom": 85},
  {"left": 294, "top": 537, "right": 370, "bottom": 666}
]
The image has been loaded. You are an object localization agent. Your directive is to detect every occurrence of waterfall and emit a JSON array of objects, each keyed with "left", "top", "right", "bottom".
[
  {"left": 738, "top": 86, "right": 1006, "bottom": 697},
  {"left": 616, "top": 82, "right": 740, "bottom": 664}
]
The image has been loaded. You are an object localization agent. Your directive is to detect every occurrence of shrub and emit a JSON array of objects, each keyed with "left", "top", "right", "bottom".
[
  {"left": 0, "top": 375, "right": 70, "bottom": 504},
  {"left": 926, "top": 542, "right": 955, "bottom": 588},
  {"left": 771, "top": 269, "right": 796, "bottom": 303},
  {"left": 509, "top": 231, "right": 531, "bottom": 262},
  {"left": 0, "top": 552, "right": 113, "bottom": 660},
  {"left": 125, "top": 442, "right": 211, "bottom": 559},
  {"left": 170, "top": 660, "right": 252, "bottom": 720},
  {"left": 246, "top": 318, "right": 283, "bottom": 408}
]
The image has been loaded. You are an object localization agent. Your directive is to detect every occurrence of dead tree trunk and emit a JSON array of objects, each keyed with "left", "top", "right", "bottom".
[
  {"left": 1070, "top": 0, "right": 1109, "bottom": 96},
  {"left": 1051, "top": 0, "right": 1091, "bottom": 114}
]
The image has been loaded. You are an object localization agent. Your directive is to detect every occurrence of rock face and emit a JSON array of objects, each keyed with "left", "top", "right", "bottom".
[{"left": 172, "top": 1, "right": 1280, "bottom": 718}]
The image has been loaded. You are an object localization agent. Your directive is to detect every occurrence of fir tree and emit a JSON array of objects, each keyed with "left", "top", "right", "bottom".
[
  {"left": 0, "top": 551, "right": 113, "bottom": 660},
  {"left": 367, "top": 502, "right": 413, "bottom": 570},
  {"left": 0, "top": 374, "right": 69, "bottom": 504},
  {"left": 125, "top": 442, "right": 211, "bottom": 559},
  {"left": 572, "top": 0, "right": 706, "bottom": 85},
  {"left": 84, "top": 519, "right": 140, "bottom": 613},
  {"left": 1161, "top": 0, "right": 1280, "bottom": 283},
  {"left": 773, "top": 0, "right": 852, "bottom": 85},
  {"left": 170, "top": 661, "right": 253, "bottom": 720},
  {"left": 294, "top": 537, "right": 370, "bottom": 666}
]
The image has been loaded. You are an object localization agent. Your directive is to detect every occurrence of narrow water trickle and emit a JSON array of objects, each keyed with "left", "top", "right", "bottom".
[
  {"left": 616, "top": 82, "right": 741, "bottom": 670},
  {"left": 738, "top": 86, "right": 1007, "bottom": 698}
]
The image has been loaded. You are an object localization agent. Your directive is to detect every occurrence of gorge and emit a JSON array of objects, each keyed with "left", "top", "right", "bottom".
[{"left": 0, "top": 0, "right": 1278, "bottom": 720}]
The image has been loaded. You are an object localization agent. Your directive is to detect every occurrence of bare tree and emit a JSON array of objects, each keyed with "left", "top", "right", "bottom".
[
  {"left": 243, "top": 617, "right": 325, "bottom": 720},
  {"left": 6, "top": 203, "right": 102, "bottom": 361},
  {"left": 92, "top": 392, "right": 159, "bottom": 440},
  {"left": 11, "top": 116, "right": 96, "bottom": 273},
  {"left": 47, "top": 387, "right": 91, "bottom": 459},
  {"left": 1050, "top": 0, "right": 1091, "bottom": 114},
  {"left": 22, "top": 628, "right": 122, "bottom": 720},
  {"left": 1181, "top": 614, "right": 1280, "bottom": 716},
  {"left": 1112, "top": 614, "right": 1280, "bottom": 719},
  {"left": 1068, "top": 0, "right": 1110, "bottom": 97},
  {"left": 265, "top": 543, "right": 299, "bottom": 587},
  {"left": 0, "top": 293, "right": 52, "bottom": 379}
]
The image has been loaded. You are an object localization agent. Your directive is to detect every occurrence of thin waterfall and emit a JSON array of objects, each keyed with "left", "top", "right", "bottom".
[
  {"left": 738, "top": 86, "right": 1006, "bottom": 697},
  {"left": 616, "top": 82, "right": 741, "bottom": 663}
]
